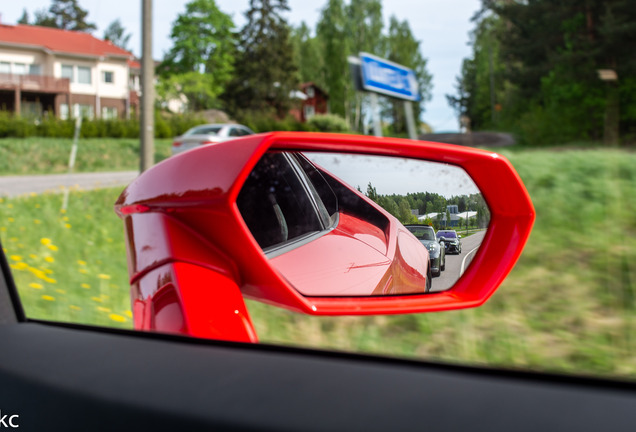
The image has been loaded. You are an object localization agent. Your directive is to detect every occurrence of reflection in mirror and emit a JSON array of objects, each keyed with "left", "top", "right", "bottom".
[{"left": 237, "top": 151, "right": 490, "bottom": 297}]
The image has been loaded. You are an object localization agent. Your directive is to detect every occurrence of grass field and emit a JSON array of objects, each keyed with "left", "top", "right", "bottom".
[
  {"left": 0, "top": 137, "right": 172, "bottom": 175},
  {"left": 1, "top": 146, "right": 635, "bottom": 379}
]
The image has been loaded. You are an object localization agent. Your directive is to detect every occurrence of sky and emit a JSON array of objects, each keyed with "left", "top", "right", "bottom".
[
  {"left": 306, "top": 153, "right": 480, "bottom": 197},
  {"left": 1, "top": 0, "right": 481, "bottom": 132}
]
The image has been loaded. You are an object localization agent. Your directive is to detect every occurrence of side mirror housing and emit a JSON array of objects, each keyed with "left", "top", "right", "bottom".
[{"left": 116, "top": 132, "right": 535, "bottom": 342}]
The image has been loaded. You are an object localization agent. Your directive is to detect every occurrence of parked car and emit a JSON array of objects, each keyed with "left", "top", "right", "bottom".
[
  {"left": 404, "top": 224, "right": 446, "bottom": 276},
  {"left": 171, "top": 123, "right": 255, "bottom": 155},
  {"left": 437, "top": 229, "right": 462, "bottom": 254}
]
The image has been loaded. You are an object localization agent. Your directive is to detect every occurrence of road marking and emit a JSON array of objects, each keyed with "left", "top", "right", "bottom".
[{"left": 460, "top": 245, "right": 481, "bottom": 276}]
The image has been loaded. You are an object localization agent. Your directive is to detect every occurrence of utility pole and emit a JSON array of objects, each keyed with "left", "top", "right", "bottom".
[{"left": 140, "top": 0, "right": 154, "bottom": 172}]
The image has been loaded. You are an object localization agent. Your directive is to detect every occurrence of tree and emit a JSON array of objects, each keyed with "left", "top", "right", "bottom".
[
  {"left": 290, "top": 22, "right": 324, "bottom": 86},
  {"left": 384, "top": 16, "right": 432, "bottom": 135},
  {"left": 17, "top": 9, "right": 30, "bottom": 25},
  {"left": 345, "top": 0, "right": 384, "bottom": 131},
  {"left": 159, "top": 0, "right": 236, "bottom": 111},
  {"left": 34, "top": 0, "right": 96, "bottom": 32},
  {"left": 316, "top": 0, "right": 349, "bottom": 118},
  {"left": 224, "top": 0, "right": 298, "bottom": 118},
  {"left": 103, "top": 19, "right": 131, "bottom": 51},
  {"left": 366, "top": 182, "right": 378, "bottom": 202},
  {"left": 452, "top": 0, "right": 636, "bottom": 145}
]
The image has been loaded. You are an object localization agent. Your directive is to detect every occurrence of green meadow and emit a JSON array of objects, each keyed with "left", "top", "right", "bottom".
[
  {"left": 0, "top": 137, "right": 172, "bottom": 174},
  {"left": 1, "top": 146, "right": 636, "bottom": 379}
]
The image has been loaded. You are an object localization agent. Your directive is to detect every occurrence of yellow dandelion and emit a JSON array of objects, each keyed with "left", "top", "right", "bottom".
[
  {"left": 43, "top": 277, "right": 57, "bottom": 284},
  {"left": 91, "top": 296, "right": 103, "bottom": 303},
  {"left": 81, "top": 283, "right": 90, "bottom": 289},
  {"left": 35, "top": 204, "right": 40, "bottom": 208},
  {"left": 60, "top": 208, "right": 66, "bottom": 214},
  {"left": 9, "top": 255, "right": 22, "bottom": 261},
  {"left": 40, "top": 238, "right": 52, "bottom": 245},
  {"left": 69, "top": 305, "right": 81, "bottom": 311},
  {"left": 10, "top": 262, "right": 28, "bottom": 270},
  {"left": 0, "top": 227, "right": 6, "bottom": 232},
  {"left": 29, "top": 283, "right": 43, "bottom": 290},
  {"left": 97, "top": 274, "right": 111, "bottom": 280},
  {"left": 29, "top": 254, "right": 37, "bottom": 259},
  {"left": 7, "top": 203, "right": 13, "bottom": 209},
  {"left": 43, "top": 269, "right": 53, "bottom": 274},
  {"left": 97, "top": 307, "right": 111, "bottom": 313},
  {"left": 47, "top": 244, "right": 59, "bottom": 251},
  {"left": 62, "top": 216, "right": 69, "bottom": 221},
  {"left": 77, "top": 260, "right": 87, "bottom": 266},
  {"left": 31, "top": 269, "right": 47, "bottom": 279},
  {"left": 124, "top": 310, "right": 133, "bottom": 318},
  {"left": 64, "top": 223, "right": 71, "bottom": 229},
  {"left": 7, "top": 217, "right": 14, "bottom": 223},
  {"left": 45, "top": 256, "right": 55, "bottom": 263},
  {"left": 109, "top": 314, "right": 127, "bottom": 323},
  {"left": 29, "top": 192, "right": 37, "bottom": 197},
  {"left": 55, "top": 289, "right": 66, "bottom": 294},
  {"left": 79, "top": 268, "right": 88, "bottom": 274},
  {"left": 33, "top": 219, "right": 41, "bottom": 224},
  {"left": 41, "top": 295, "right": 55, "bottom": 301},
  {"left": 9, "top": 237, "right": 18, "bottom": 242}
]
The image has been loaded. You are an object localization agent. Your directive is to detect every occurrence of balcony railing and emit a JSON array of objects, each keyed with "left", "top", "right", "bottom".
[{"left": 0, "top": 73, "right": 70, "bottom": 93}]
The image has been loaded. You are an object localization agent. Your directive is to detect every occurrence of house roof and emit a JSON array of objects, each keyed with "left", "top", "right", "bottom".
[{"left": 0, "top": 24, "right": 134, "bottom": 60}]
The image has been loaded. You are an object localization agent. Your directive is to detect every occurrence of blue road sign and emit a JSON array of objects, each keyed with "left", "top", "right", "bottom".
[{"left": 359, "top": 52, "right": 420, "bottom": 101}]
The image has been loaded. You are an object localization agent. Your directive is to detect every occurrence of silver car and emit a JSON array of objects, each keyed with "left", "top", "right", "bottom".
[{"left": 171, "top": 124, "right": 255, "bottom": 155}]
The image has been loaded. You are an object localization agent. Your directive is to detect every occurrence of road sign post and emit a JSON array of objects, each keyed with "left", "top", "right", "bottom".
[{"left": 350, "top": 52, "right": 420, "bottom": 140}]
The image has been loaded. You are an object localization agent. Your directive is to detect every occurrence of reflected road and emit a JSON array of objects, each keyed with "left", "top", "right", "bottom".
[{"left": 430, "top": 230, "right": 487, "bottom": 293}]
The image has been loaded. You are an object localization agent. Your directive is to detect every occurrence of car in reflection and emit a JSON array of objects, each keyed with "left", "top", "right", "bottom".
[
  {"left": 436, "top": 229, "right": 462, "bottom": 254},
  {"left": 171, "top": 123, "right": 255, "bottom": 155},
  {"left": 404, "top": 224, "right": 445, "bottom": 276}
]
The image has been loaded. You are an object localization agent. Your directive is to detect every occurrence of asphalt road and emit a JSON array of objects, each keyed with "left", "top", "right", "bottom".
[
  {"left": 0, "top": 171, "right": 138, "bottom": 197},
  {"left": 430, "top": 230, "right": 487, "bottom": 293}
]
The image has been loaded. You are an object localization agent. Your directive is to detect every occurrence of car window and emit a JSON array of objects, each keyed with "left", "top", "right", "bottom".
[
  {"left": 2, "top": 0, "right": 636, "bottom": 385},
  {"left": 185, "top": 126, "right": 221, "bottom": 136},
  {"left": 228, "top": 127, "right": 241, "bottom": 137},
  {"left": 407, "top": 226, "right": 436, "bottom": 241},
  {"left": 236, "top": 152, "right": 326, "bottom": 250}
]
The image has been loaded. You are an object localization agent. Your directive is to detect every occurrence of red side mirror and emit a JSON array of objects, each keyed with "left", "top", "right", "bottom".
[{"left": 116, "top": 132, "right": 535, "bottom": 342}]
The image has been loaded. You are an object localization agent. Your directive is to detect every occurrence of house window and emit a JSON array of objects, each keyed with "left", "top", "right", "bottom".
[
  {"left": 102, "top": 71, "right": 114, "bottom": 84},
  {"left": 29, "top": 64, "right": 41, "bottom": 75},
  {"left": 60, "top": 104, "right": 69, "bottom": 120},
  {"left": 0, "top": 62, "right": 10, "bottom": 74},
  {"left": 61, "top": 64, "right": 74, "bottom": 82},
  {"left": 305, "top": 86, "right": 315, "bottom": 98},
  {"left": 73, "top": 103, "right": 94, "bottom": 119},
  {"left": 13, "top": 63, "right": 26, "bottom": 75},
  {"left": 102, "top": 106, "right": 118, "bottom": 120},
  {"left": 304, "top": 105, "right": 316, "bottom": 120},
  {"left": 77, "top": 66, "right": 91, "bottom": 84}
]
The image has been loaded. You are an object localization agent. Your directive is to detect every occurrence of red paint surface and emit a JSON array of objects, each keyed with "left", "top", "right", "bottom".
[{"left": 116, "top": 132, "right": 535, "bottom": 341}]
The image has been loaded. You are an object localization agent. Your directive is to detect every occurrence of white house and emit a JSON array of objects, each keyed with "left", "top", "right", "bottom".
[{"left": 0, "top": 23, "right": 140, "bottom": 119}]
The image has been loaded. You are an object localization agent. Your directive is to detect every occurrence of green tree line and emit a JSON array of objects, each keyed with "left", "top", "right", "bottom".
[
  {"left": 364, "top": 182, "right": 489, "bottom": 228},
  {"left": 448, "top": 0, "right": 636, "bottom": 146},
  {"left": 17, "top": 0, "right": 432, "bottom": 133}
]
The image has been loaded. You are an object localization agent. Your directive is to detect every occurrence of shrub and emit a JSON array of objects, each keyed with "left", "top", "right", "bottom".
[{"left": 306, "top": 114, "right": 351, "bottom": 133}]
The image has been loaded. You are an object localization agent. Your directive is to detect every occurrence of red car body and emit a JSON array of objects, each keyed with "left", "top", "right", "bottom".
[{"left": 115, "top": 132, "right": 534, "bottom": 343}]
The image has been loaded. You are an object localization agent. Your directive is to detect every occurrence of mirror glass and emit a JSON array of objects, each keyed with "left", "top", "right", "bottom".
[{"left": 237, "top": 151, "right": 490, "bottom": 297}]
